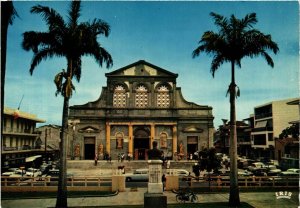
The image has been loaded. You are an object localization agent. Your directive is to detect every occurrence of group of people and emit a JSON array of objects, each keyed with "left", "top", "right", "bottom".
[{"left": 94, "top": 152, "right": 112, "bottom": 166}]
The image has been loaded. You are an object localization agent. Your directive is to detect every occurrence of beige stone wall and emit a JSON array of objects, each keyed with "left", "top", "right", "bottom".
[{"left": 272, "top": 99, "right": 299, "bottom": 137}]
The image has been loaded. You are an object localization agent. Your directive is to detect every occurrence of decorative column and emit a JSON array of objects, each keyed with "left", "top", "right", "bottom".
[
  {"left": 106, "top": 123, "right": 111, "bottom": 155},
  {"left": 172, "top": 125, "right": 177, "bottom": 155},
  {"left": 150, "top": 124, "right": 155, "bottom": 149},
  {"left": 128, "top": 124, "right": 133, "bottom": 155}
]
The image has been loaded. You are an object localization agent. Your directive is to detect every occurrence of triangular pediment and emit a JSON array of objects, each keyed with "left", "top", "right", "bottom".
[
  {"left": 182, "top": 126, "right": 203, "bottom": 133},
  {"left": 78, "top": 126, "right": 100, "bottom": 133},
  {"left": 106, "top": 60, "right": 178, "bottom": 78}
]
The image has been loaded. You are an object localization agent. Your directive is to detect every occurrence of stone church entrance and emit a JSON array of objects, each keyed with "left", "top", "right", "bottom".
[
  {"left": 84, "top": 137, "right": 95, "bottom": 160},
  {"left": 134, "top": 128, "right": 150, "bottom": 160}
]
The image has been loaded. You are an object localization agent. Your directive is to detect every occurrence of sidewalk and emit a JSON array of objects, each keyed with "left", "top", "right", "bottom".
[{"left": 1, "top": 189, "right": 298, "bottom": 208}]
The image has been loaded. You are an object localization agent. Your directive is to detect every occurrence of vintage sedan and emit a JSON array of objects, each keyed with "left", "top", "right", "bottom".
[{"left": 125, "top": 169, "right": 149, "bottom": 182}]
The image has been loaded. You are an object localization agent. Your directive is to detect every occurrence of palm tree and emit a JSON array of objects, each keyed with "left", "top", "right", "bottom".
[
  {"left": 1, "top": 0, "right": 18, "bottom": 136},
  {"left": 22, "top": 1, "right": 113, "bottom": 207},
  {"left": 192, "top": 12, "right": 278, "bottom": 207}
]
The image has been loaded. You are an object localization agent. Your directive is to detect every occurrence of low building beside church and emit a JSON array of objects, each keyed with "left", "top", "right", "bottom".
[{"left": 69, "top": 60, "right": 214, "bottom": 160}]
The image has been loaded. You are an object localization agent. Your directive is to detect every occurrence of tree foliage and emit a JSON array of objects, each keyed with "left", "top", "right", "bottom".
[
  {"left": 279, "top": 123, "right": 299, "bottom": 139},
  {"left": 198, "top": 148, "right": 221, "bottom": 173}
]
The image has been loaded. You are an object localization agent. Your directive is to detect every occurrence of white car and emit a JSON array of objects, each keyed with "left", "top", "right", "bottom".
[
  {"left": 2, "top": 171, "right": 15, "bottom": 176},
  {"left": 26, "top": 168, "right": 42, "bottom": 177},
  {"left": 166, "top": 169, "right": 190, "bottom": 180},
  {"left": 285, "top": 168, "right": 299, "bottom": 174},
  {"left": 248, "top": 162, "right": 266, "bottom": 171},
  {"left": 125, "top": 169, "right": 149, "bottom": 182},
  {"left": 280, "top": 169, "right": 299, "bottom": 176},
  {"left": 266, "top": 165, "right": 281, "bottom": 176},
  {"left": 9, "top": 171, "right": 26, "bottom": 179}
]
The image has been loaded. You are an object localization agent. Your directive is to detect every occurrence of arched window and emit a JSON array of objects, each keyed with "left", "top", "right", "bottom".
[
  {"left": 113, "top": 85, "right": 126, "bottom": 107},
  {"left": 157, "top": 85, "right": 170, "bottom": 107},
  {"left": 135, "top": 85, "right": 148, "bottom": 107}
]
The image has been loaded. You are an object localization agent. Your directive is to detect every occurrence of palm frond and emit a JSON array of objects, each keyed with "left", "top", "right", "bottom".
[
  {"left": 22, "top": 31, "right": 58, "bottom": 53},
  {"left": 67, "top": 1, "right": 81, "bottom": 28},
  {"left": 210, "top": 12, "right": 227, "bottom": 29},
  {"left": 211, "top": 54, "right": 226, "bottom": 77},
  {"left": 31, "top": 5, "right": 66, "bottom": 33},
  {"left": 260, "top": 51, "right": 275, "bottom": 68},
  {"left": 241, "top": 13, "right": 257, "bottom": 29},
  {"left": 89, "top": 19, "right": 111, "bottom": 37},
  {"left": 29, "top": 48, "right": 61, "bottom": 74}
]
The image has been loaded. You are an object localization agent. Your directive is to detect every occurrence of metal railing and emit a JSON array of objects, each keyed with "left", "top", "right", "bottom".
[{"left": 1, "top": 176, "right": 112, "bottom": 187}]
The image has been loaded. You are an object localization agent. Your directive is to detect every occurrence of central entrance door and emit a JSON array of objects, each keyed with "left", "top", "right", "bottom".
[
  {"left": 84, "top": 137, "right": 95, "bottom": 160},
  {"left": 134, "top": 128, "right": 150, "bottom": 160}
]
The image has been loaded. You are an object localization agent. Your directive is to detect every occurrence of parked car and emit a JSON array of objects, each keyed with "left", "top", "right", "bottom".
[
  {"left": 8, "top": 170, "right": 26, "bottom": 180},
  {"left": 247, "top": 162, "right": 266, "bottom": 171},
  {"left": 125, "top": 169, "right": 148, "bottom": 182},
  {"left": 238, "top": 170, "right": 253, "bottom": 177},
  {"left": 279, "top": 169, "right": 299, "bottom": 176},
  {"left": 252, "top": 168, "right": 267, "bottom": 176},
  {"left": 285, "top": 168, "right": 299, "bottom": 174},
  {"left": 266, "top": 165, "right": 281, "bottom": 176},
  {"left": 2, "top": 170, "right": 16, "bottom": 176},
  {"left": 166, "top": 169, "right": 190, "bottom": 181},
  {"left": 26, "top": 168, "right": 42, "bottom": 177}
]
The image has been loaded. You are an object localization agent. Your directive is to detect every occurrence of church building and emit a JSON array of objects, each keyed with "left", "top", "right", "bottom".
[{"left": 68, "top": 60, "right": 214, "bottom": 160}]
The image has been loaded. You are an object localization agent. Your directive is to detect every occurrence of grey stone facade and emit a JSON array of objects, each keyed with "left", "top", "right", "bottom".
[{"left": 69, "top": 60, "right": 214, "bottom": 160}]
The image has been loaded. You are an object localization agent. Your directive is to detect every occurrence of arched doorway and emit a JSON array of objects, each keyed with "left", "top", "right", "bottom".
[{"left": 134, "top": 127, "right": 150, "bottom": 160}]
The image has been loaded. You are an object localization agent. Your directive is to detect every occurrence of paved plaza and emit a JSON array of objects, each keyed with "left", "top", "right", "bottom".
[{"left": 2, "top": 188, "right": 299, "bottom": 208}]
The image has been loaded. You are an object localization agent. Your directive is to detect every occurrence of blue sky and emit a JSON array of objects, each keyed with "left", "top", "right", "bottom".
[{"left": 4, "top": 1, "right": 299, "bottom": 127}]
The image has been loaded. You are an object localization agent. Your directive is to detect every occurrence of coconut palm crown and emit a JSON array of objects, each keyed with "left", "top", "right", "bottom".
[
  {"left": 193, "top": 12, "right": 278, "bottom": 77},
  {"left": 22, "top": 1, "right": 113, "bottom": 97}
]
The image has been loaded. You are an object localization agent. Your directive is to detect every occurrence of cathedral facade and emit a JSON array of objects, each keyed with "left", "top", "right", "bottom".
[{"left": 68, "top": 60, "right": 214, "bottom": 160}]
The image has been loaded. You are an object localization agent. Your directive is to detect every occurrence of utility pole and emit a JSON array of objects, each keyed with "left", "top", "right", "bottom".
[{"left": 45, "top": 128, "right": 47, "bottom": 162}]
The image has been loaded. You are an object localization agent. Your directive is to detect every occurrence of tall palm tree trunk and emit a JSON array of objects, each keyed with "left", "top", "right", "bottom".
[
  {"left": 56, "top": 96, "right": 69, "bottom": 208},
  {"left": 229, "top": 60, "right": 240, "bottom": 207},
  {"left": 1, "top": 2, "right": 10, "bottom": 139}
]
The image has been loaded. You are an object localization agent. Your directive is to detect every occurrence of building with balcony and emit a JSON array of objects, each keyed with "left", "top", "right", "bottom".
[
  {"left": 251, "top": 98, "right": 299, "bottom": 159},
  {"left": 1, "top": 107, "right": 45, "bottom": 170},
  {"left": 69, "top": 60, "right": 214, "bottom": 160},
  {"left": 214, "top": 119, "right": 251, "bottom": 157}
]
